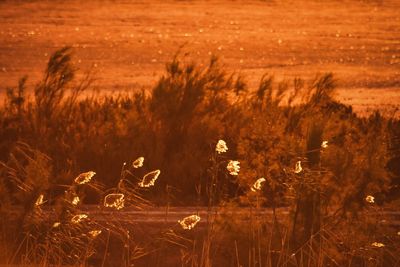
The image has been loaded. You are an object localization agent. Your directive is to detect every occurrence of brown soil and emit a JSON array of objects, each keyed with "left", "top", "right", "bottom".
[{"left": 0, "top": 0, "right": 399, "bottom": 116}]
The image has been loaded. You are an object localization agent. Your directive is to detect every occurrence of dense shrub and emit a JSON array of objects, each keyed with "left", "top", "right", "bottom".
[{"left": 0, "top": 47, "right": 399, "bottom": 266}]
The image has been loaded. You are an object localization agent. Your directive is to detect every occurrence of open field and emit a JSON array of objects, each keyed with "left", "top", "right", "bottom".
[
  {"left": 1, "top": 1, "right": 400, "bottom": 266},
  {"left": 0, "top": 0, "right": 399, "bottom": 115}
]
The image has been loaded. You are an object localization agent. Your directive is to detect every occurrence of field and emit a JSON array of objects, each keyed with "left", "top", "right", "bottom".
[
  {"left": 0, "top": 0, "right": 399, "bottom": 115},
  {"left": 0, "top": 1, "right": 400, "bottom": 266}
]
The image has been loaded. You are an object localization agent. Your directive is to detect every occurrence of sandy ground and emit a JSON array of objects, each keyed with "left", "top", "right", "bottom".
[{"left": 0, "top": 0, "right": 399, "bottom": 116}]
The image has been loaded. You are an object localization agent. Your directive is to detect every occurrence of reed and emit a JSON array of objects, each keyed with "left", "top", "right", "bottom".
[{"left": 0, "top": 47, "right": 399, "bottom": 266}]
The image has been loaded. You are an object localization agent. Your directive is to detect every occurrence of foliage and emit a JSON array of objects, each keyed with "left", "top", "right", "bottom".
[{"left": 0, "top": 47, "right": 399, "bottom": 266}]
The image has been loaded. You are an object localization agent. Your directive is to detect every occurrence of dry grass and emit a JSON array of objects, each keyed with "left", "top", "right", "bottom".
[{"left": 0, "top": 48, "right": 399, "bottom": 266}]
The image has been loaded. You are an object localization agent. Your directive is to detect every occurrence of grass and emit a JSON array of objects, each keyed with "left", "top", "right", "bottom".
[{"left": 0, "top": 47, "right": 399, "bottom": 266}]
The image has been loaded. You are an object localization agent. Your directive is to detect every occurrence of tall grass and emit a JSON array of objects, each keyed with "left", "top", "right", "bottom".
[{"left": 0, "top": 47, "right": 399, "bottom": 266}]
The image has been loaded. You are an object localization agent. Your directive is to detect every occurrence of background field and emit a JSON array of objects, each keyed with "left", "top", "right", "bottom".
[
  {"left": 0, "top": 0, "right": 399, "bottom": 115},
  {"left": 1, "top": 1, "right": 400, "bottom": 266}
]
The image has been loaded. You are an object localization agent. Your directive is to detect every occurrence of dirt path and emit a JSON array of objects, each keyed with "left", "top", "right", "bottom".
[{"left": 0, "top": 0, "right": 399, "bottom": 115}]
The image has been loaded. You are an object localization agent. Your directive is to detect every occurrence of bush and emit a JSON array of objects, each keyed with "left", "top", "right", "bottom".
[{"left": 0, "top": 47, "right": 399, "bottom": 266}]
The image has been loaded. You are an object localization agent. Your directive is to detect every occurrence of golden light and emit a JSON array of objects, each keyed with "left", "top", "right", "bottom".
[
  {"left": 35, "top": 194, "right": 45, "bottom": 206},
  {"left": 88, "top": 230, "right": 102, "bottom": 238},
  {"left": 251, "top": 177, "right": 266, "bottom": 192},
  {"left": 104, "top": 193, "right": 125, "bottom": 210},
  {"left": 371, "top": 242, "right": 385, "bottom": 248},
  {"left": 321, "top": 140, "right": 328, "bottom": 148},
  {"left": 71, "top": 214, "right": 88, "bottom": 224},
  {"left": 132, "top": 157, "right": 144, "bottom": 168},
  {"left": 138, "top": 170, "right": 160, "bottom": 188},
  {"left": 178, "top": 215, "right": 201, "bottom": 230},
  {"left": 74, "top": 171, "right": 96, "bottom": 185},
  {"left": 71, "top": 196, "right": 80, "bottom": 206},
  {"left": 227, "top": 160, "right": 240, "bottom": 176},
  {"left": 216, "top": 139, "right": 228, "bottom": 154},
  {"left": 365, "top": 195, "right": 375, "bottom": 204},
  {"left": 294, "top": 161, "right": 302, "bottom": 174}
]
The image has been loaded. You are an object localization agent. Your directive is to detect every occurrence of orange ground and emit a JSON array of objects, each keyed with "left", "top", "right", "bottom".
[{"left": 0, "top": 0, "right": 399, "bottom": 116}]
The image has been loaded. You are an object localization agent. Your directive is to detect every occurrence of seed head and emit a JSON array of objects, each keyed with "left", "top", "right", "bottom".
[
  {"left": 371, "top": 242, "right": 384, "bottom": 248},
  {"left": 74, "top": 171, "right": 96, "bottom": 185},
  {"left": 216, "top": 140, "right": 228, "bottom": 154},
  {"left": 321, "top": 141, "right": 328, "bottom": 148},
  {"left": 71, "top": 214, "right": 88, "bottom": 224},
  {"left": 132, "top": 157, "right": 144, "bottom": 168},
  {"left": 227, "top": 160, "right": 240, "bottom": 176},
  {"left": 251, "top": 177, "right": 266, "bottom": 192},
  {"left": 138, "top": 170, "right": 160, "bottom": 187},
  {"left": 88, "top": 230, "right": 102, "bottom": 238},
  {"left": 71, "top": 196, "right": 80, "bottom": 206},
  {"left": 365, "top": 195, "right": 375, "bottom": 204},
  {"left": 35, "top": 194, "right": 45, "bottom": 206},
  {"left": 178, "top": 215, "right": 201, "bottom": 230},
  {"left": 104, "top": 193, "right": 125, "bottom": 210},
  {"left": 294, "top": 161, "right": 302, "bottom": 174}
]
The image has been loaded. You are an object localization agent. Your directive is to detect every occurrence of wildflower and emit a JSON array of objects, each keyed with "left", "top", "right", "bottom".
[
  {"left": 138, "top": 170, "right": 160, "bottom": 188},
  {"left": 216, "top": 140, "right": 228, "bottom": 154},
  {"left": 365, "top": 195, "right": 375, "bottom": 204},
  {"left": 74, "top": 171, "right": 96, "bottom": 185},
  {"left": 71, "top": 214, "right": 88, "bottom": 224},
  {"left": 88, "top": 230, "right": 102, "bottom": 238},
  {"left": 321, "top": 141, "right": 328, "bottom": 148},
  {"left": 71, "top": 196, "right": 80, "bottom": 206},
  {"left": 227, "top": 160, "right": 240, "bottom": 175},
  {"left": 294, "top": 161, "right": 302, "bottom": 174},
  {"left": 251, "top": 177, "right": 266, "bottom": 192},
  {"left": 132, "top": 157, "right": 144, "bottom": 168},
  {"left": 371, "top": 242, "right": 385, "bottom": 248},
  {"left": 52, "top": 222, "right": 61, "bottom": 228},
  {"left": 35, "top": 194, "right": 45, "bottom": 206},
  {"left": 104, "top": 193, "right": 125, "bottom": 210},
  {"left": 178, "top": 215, "right": 201, "bottom": 230}
]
